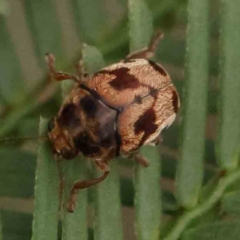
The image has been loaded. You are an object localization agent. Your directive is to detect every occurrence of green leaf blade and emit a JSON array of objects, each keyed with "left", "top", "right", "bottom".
[
  {"left": 128, "top": 0, "right": 161, "bottom": 239},
  {"left": 128, "top": 0, "right": 153, "bottom": 52},
  {"left": 31, "top": 117, "right": 59, "bottom": 240},
  {"left": 94, "top": 160, "right": 123, "bottom": 240},
  {"left": 134, "top": 146, "right": 161, "bottom": 240},
  {"left": 217, "top": 0, "right": 240, "bottom": 170},
  {"left": 176, "top": 0, "right": 209, "bottom": 209},
  {"left": 61, "top": 160, "right": 88, "bottom": 240}
]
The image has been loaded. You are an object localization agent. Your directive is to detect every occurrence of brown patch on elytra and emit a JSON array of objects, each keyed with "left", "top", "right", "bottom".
[
  {"left": 172, "top": 90, "right": 179, "bottom": 113},
  {"left": 98, "top": 68, "right": 140, "bottom": 91},
  {"left": 134, "top": 108, "right": 158, "bottom": 146},
  {"left": 148, "top": 60, "right": 167, "bottom": 76}
]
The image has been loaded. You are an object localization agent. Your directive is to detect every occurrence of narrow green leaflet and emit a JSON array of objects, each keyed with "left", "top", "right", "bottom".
[
  {"left": 182, "top": 220, "right": 240, "bottom": 240},
  {"left": 94, "top": 160, "right": 123, "bottom": 240},
  {"left": 134, "top": 146, "right": 161, "bottom": 240},
  {"left": 128, "top": 0, "right": 161, "bottom": 239},
  {"left": 217, "top": 0, "right": 240, "bottom": 170},
  {"left": 31, "top": 117, "right": 59, "bottom": 240},
  {"left": 128, "top": 0, "right": 161, "bottom": 240},
  {"left": 82, "top": 44, "right": 105, "bottom": 73},
  {"left": 61, "top": 160, "right": 88, "bottom": 240},
  {"left": 23, "top": 0, "right": 65, "bottom": 68},
  {"left": 176, "top": 0, "right": 209, "bottom": 208},
  {"left": 0, "top": 17, "right": 26, "bottom": 105},
  {"left": 128, "top": 0, "right": 153, "bottom": 52}
]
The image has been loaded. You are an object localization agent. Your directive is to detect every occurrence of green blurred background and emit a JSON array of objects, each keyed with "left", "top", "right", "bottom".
[{"left": 0, "top": 0, "right": 222, "bottom": 239}]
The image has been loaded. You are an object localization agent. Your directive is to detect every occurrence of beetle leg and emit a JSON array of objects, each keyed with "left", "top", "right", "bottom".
[
  {"left": 67, "top": 161, "right": 110, "bottom": 212},
  {"left": 129, "top": 152, "right": 149, "bottom": 167},
  {"left": 75, "top": 59, "right": 88, "bottom": 82},
  {"left": 125, "top": 30, "right": 163, "bottom": 60},
  {"left": 45, "top": 52, "right": 80, "bottom": 83}
]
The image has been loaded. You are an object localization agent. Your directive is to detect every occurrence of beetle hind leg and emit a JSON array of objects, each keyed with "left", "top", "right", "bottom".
[
  {"left": 125, "top": 30, "right": 163, "bottom": 60},
  {"left": 67, "top": 161, "right": 110, "bottom": 212},
  {"left": 128, "top": 152, "right": 149, "bottom": 167}
]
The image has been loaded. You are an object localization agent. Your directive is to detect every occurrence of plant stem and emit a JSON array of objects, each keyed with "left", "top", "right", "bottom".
[{"left": 163, "top": 169, "right": 240, "bottom": 240}]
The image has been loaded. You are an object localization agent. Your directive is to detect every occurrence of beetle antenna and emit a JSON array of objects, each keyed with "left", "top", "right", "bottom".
[{"left": 0, "top": 135, "right": 48, "bottom": 145}]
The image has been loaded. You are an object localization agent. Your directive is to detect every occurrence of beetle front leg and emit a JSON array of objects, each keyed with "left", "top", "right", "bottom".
[
  {"left": 125, "top": 30, "right": 164, "bottom": 60},
  {"left": 67, "top": 161, "right": 110, "bottom": 212},
  {"left": 45, "top": 52, "right": 80, "bottom": 83}
]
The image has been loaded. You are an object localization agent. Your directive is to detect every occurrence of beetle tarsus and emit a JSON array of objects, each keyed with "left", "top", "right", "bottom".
[{"left": 130, "top": 153, "right": 150, "bottom": 167}]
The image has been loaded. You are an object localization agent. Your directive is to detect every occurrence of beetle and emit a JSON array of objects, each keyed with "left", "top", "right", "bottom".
[{"left": 46, "top": 31, "right": 180, "bottom": 212}]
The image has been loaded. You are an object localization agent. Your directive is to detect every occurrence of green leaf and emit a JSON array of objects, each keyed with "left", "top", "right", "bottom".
[
  {"left": 128, "top": 0, "right": 153, "bottom": 52},
  {"left": 61, "top": 160, "right": 88, "bottom": 240},
  {"left": 94, "top": 160, "right": 123, "bottom": 240},
  {"left": 0, "top": 147, "right": 35, "bottom": 198},
  {"left": 23, "top": 0, "right": 65, "bottom": 68},
  {"left": 222, "top": 190, "right": 240, "bottom": 215},
  {"left": 216, "top": 0, "right": 240, "bottom": 170},
  {"left": 176, "top": 0, "right": 209, "bottom": 209},
  {"left": 128, "top": 0, "right": 161, "bottom": 239},
  {"left": 134, "top": 146, "right": 161, "bottom": 240},
  {"left": 31, "top": 117, "right": 59, "bottom": 240},
  {"left": 0, "top": 17, "right": 26, "bottom": 105},
  {"left": 82, "top": 44, "right": 105, "bottom": 73},
  {"left": 182, "top": 220, "right": 240, "bottom": 240}
]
